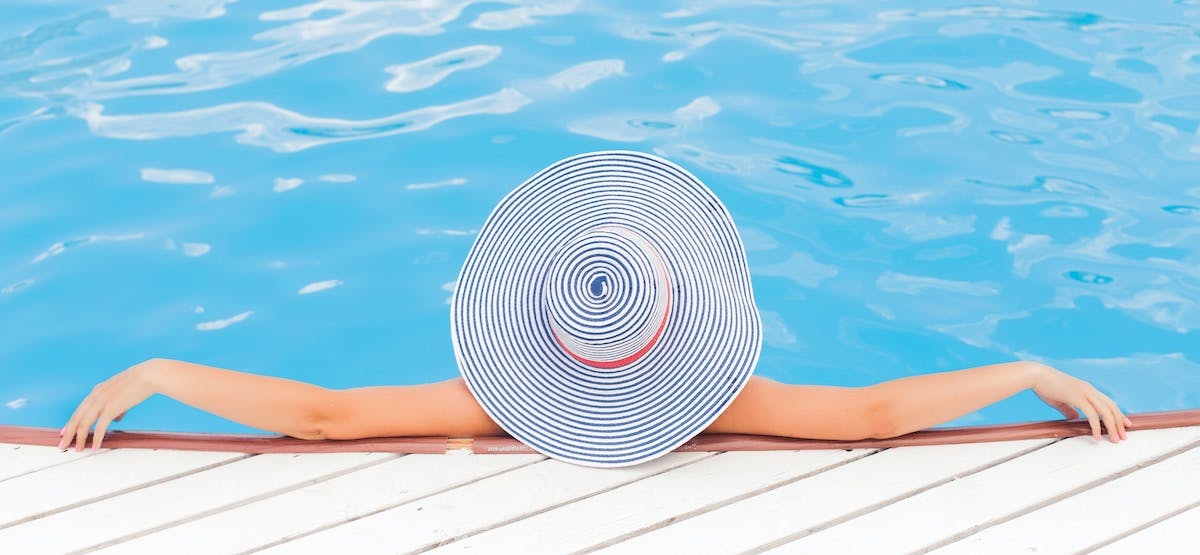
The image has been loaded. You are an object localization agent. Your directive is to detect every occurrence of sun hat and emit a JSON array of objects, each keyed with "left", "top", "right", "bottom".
[{"left": 450, "top": 150, "right": 762, "bottom": 468}]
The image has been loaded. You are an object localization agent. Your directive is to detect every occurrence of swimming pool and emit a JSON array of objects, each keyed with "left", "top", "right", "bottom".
[{"left": 2, "top": 0, "right": 1199, "bottom": 436}]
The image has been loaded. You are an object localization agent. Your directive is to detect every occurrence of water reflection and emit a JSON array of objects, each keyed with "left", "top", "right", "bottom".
[
  {"left": 140, "top": 168, "right": 215, "bottom": 185},
  {"left": 569, "top": 96, "right": 720, "bottom": 142},
  {"left": 196, "top": 310, "right": 253, "bottom": 331},
  {"left": 31, "top": 233, "right": 145, "bottom": 264},
  {"left": 298, "top": 280, "right": 343, "bottom": 295},
  {"left": 75, "top": 88, "right": 531, "bottom": 151},
  {"left": 385, "top": 45, "right": 502, "bottom": 93}
]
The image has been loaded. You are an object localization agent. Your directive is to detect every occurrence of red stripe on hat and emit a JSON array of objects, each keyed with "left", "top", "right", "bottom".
[{"left": 553, "top": 286, "right": 671, "bottom": 369}]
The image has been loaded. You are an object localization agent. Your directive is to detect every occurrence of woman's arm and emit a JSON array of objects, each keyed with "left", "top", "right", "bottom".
[
  {"left": 864, "top": 361, "right": 1127, "bottom": 441},
  {"left": 60, "top": 358, "right": 330, "bottom": 451},
  {"left": 706, "top": 361, "right": 1130, "bottom": 443},
  {"left": 61, "top": 358, "right": 1130, "bottom": 452},
  {"left": 60, "top": 358, "right": 506, "bottom": 452}
]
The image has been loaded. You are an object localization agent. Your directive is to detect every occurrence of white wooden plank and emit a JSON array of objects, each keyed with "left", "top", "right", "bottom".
[
  {"left": 596, "top": 439, "right": 1053, "bottom": 555},
  {"left": 0, "top": 443, "right": 103, "bottom": 482},
  {"left": 1092, "top": 504, "right": 1200, "bottom": 555},
  {"left": 94, "top": 453, "right": 545, "bottom": 554},
  {"left": 762, "top": 426, "right": 1200, "bottom": 554},
  {"left": 423, "top": 448, "right": 875, "bottom": 554},
  {"left": 262, "top": 451, "right": 716, "bottom": 554},
  {"left": 930, "top": 444, "right": 1200, "bottom": 554},
  {"left": 0, "top": 451, "right": 393, "bottom": 554},
  {"left": 0, "top": 447, "right": 244, "bottom": 529}
]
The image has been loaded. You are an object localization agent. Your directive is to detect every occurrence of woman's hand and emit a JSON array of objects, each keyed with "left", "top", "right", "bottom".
[
  {"left": 1031, "top": 363, "right": 1130, "bottom": 443},
  {"left": 59, "top": 360, "right": 158, "bottom": 452}
]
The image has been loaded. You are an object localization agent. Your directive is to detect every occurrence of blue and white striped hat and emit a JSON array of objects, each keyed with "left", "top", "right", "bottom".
[{"left": 451, "top": 150, "right": 762, "bottom": 467}]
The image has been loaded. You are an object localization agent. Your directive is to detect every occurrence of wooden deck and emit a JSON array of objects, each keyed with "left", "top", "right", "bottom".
[{"left": 1, "top": 423, "right": 1198, "bottom": 554}]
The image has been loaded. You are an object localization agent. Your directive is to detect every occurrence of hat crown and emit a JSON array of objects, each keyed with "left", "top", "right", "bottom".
[
  {"left": 544, "top": 224, "right": 670, "bottom": 369},
  {"left": 452, "top": 150, "right": 762, "bottom": 467}
]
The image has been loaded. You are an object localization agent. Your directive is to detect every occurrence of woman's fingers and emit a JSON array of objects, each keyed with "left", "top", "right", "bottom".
[
  {"left": 92, "top": 414, "right": 114, "bottom": 451},
  {"left": 59, "top": 393, "right": 92, "bottom": 450},
  {"left": 1079, "top": 401, "right": 1102, "bottom": 442},
  {"left": 1086, "top": 391, "right": 1122, "bottom": 443},
  {"left": 1107, "top": 397, "right": 1128, "bottom": 440},
  {"left": 1098, "top": 396, "right": 1119, "bottom": 443},
  {"left": 74, "top": 401, "right": 104, "bottom": 452},
  {"left": 1092, "top": 391, "right": 1125, "bottom": 442},
  {"left": 59, "top": 400, "right": 82, "bottom": 448}
]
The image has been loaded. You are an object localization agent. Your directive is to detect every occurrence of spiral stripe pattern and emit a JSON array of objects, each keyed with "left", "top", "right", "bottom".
[
  {"left": 545, "top": 225, "right": 671, "bottom": 368},
  {"left": 451, "top": 150, "right": 762, "bottom": 467}
]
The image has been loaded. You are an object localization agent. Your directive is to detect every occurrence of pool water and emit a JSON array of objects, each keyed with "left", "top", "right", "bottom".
[{"left": 2, "top": 0, "right": 1199, "bottom": 435}]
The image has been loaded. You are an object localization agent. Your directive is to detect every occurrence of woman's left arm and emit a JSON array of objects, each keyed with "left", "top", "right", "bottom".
[{"left": 867, "top": 361, "right": 1130, "bottom": 442}]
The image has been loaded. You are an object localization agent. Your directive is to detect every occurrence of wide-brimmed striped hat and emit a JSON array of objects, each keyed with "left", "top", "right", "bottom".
[{"left": 450, "top": 150, "right": 762, "bottom": 467}]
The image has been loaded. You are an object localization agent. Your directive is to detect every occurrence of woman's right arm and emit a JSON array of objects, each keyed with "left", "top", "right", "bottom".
[{"left": 60, "top": 358, "right": 330, "bottom": 452}]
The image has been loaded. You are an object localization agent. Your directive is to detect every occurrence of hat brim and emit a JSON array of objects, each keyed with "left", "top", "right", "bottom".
[{"left": 451, "top": 150, "right": 762, "bottom": 467}]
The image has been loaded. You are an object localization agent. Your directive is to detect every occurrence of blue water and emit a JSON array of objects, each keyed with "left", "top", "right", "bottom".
[{"left": 3, "top": 0, "right": 1199, "bottom": 436}]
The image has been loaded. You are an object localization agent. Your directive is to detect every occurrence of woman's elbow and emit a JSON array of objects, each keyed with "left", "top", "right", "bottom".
[
  {"left": 293, "top": 396, "right": 335, "bottom": 440},
  {"left": 290, "top": 428, "right": 325, "bottom": 441},
  {"left": 289, "top": 414, "right": 327, "bottom": 440},
  {"left": 861, "top": 394, "right": 901, "bottom": 440}
]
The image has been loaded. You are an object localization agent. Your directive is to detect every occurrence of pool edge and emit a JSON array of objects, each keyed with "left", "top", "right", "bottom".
[{"left": 3, "top": 408, "right": 1198, "bottom": 455}]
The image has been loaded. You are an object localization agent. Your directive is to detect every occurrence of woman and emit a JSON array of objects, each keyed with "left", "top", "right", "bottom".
[
  {"left": 59, "top": 358, "right": 1129, "bottom": 453},
  {"left": 57, "top": 152, "right": 1131, "bottom": 463}
]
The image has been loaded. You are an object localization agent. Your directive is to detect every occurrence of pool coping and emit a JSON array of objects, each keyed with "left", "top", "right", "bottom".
[{"left": 3, "top": 408, "right": 1198, "bottom": 455}]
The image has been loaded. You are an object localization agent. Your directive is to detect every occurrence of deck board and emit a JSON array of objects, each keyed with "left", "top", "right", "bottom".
[
  {"left": 0, "top": 447, "right": 243, "bottom": 529},
  {"left": 261, "top": 452, "right": 714, "bottom": 554},
  {"left": 91, "top": 453, "right": 544, "bottom": 554},
  {"left": 1092, "top": 503, "right": 1200, "bottom": 554},
  {"left": 2, "top": 423, "right": 1199, "bottom": 555},
  {"left": 929, "top": 443, "right": 1200, "bottom": 554},
  {"left": 761, "top": 426, "right": 1200, "bottom": 554},
  {"left": 594, "top": 438, "right": 1053, "bottom": 554},
  {"left": 0, "top": 452, "right": 393, "bottom": 553},
  {"left": 0, "top": 443, "right": 103, "bottom": 482},
  {"left": 420, "top": 449, "right": 874, "bottom": 554}
]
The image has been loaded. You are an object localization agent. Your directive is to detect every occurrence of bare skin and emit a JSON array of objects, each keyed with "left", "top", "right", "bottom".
[{"left": 59, "top": 358, "right": 1131, "bottom": 452}]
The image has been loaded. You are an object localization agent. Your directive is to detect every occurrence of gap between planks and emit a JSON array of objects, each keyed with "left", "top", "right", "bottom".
[
  {"left": 914, "top": 437, "right": 1200, "bottom": 554},
  {"left": 737, "top": 438, "right": 1062, "bottom": 555},
  {"left": 74, "top": 453, "right": 407, "bottom": 554}
]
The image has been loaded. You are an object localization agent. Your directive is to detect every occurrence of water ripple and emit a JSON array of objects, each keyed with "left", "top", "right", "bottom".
[
  {"left": 1163, "top": 205, "right": 1200, "bottom": 215},
  {"left": 1, "top": 278, "right": 35, "bottom": 295},
  {"left": 56, "top": 0, "right": 563, "bottom": 101},
  {"left": 140, "top": 168, "right": 215, "bottom": 185},
  {"left": 406, "top": 177, "right": 467, "bottom": 191},
  {"left": 750, "top": 252, "right": 839, "bottom": 288},
  {"left": 568, "top": 96, "right": 720, "bottom": 142},
  {"left": 196, "top": 310, "right": 253, "bottom": 331},
  {"left": 877, "top": 271, "right": 1001, "bottom": 296},
  {"left": 547, "top": 59, "right": 626, "bottom": 92},
  {"left": 32, "top": 233, "right": 145, "bottom": 264},
  {"left": 622, "top": 19, "right": 862, "bottom": 62},
  {"left": 74, "top": 88, "right": 532, "bottom": 152},
  {"left": 833, "top": 192, "right": 927, "bottom": 208},
  {"left": 298, "top": 280, "right": 343, "bottom": 295},
  {"left": 108, "top": 0, "right": 238, "bottom": 21},
  {"left": 870, "top": 72, "right": 970, "bottom": 90},
  {"left": 385, "top": 45, "right": 502, "bottom": 93},
  {"left": 772, "top": 156, "right": 854, "bottom": 188},
  {"left": 1064, "top": 270, "right": 1114, "bottom": 285},
  {"left": 470, "top": 0, "right": 578, "bottom": 30}
]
